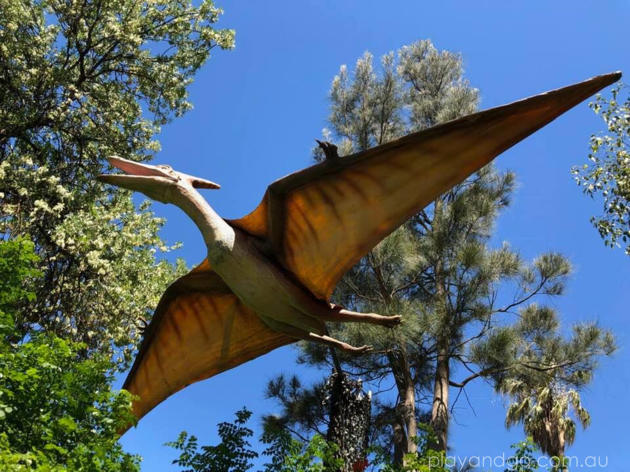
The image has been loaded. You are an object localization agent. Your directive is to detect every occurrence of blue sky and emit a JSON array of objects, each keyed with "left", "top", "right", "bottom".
[{"left": 118, "top": 1, "right": 630, "bottom": 470}]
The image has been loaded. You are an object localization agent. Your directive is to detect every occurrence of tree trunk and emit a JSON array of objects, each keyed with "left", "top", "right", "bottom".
[
  {"left": 556, "top": 430, "right": 567, "bottom": 472},
  {"left": 325, "top": 370, "right": 372, "bottom": 472},
  {"left": 430, "top": 340, "right": 450, "bottom": 452},
  {"left": 392, "top": 420, "right": 406, "bottom": 467},
  {"left": 367, "top": 247, "right": 418, "bottom": 467},
  {"left": 388, "top": 347, "right": 418, "bottom": 467},
  {"left": 430, "top": 196, "right": 450, "bottom": 452}
]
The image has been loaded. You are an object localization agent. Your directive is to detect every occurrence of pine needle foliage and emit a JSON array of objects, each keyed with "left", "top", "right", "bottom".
[{"left": 267, "top": 40, "right": 613, "bottom": 464}]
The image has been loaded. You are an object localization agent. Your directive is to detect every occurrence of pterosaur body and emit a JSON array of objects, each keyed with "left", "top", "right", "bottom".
[{"left": 100, "top": 73, "right": 621, "bottom": 427}]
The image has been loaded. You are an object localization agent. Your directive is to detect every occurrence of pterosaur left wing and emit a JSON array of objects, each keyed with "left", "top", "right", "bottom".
[
  {"left": 230, "top": 72, "right": 621, "bottom": 300},
  {"left": 122, "top": 261, "right": 293, "bottom": 426}
]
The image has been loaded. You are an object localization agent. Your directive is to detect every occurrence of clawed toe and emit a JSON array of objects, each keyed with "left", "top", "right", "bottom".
[
  {"left": 383, "top": 315, "right": 402, "bottom": 327},
  {"left": 346, "top": 344, "right": 372, "bottom": 354}
]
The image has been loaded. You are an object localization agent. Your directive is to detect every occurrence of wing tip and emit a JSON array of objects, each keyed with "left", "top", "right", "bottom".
[
  {"left": 581, "top": 70, "right": 622, "bottom": 90},
  {"left": 600, "top": 70, "right": 622, "bottom": 83},
  {"left": 507, "top": 70, "right": 622, "bottom": 109}
]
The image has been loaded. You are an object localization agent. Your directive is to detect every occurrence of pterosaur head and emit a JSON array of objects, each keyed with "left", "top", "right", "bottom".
[{"left": 98, "top": 156, "right": 220, "bottom": 203}]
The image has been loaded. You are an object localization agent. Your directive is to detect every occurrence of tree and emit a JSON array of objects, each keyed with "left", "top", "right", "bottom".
[
  {"left": 573, "top": 84, "right": 630, "bottom": 254},
  {"left": 272, "top": 40, "right": 484, "bottom": 464},
  {"left": 167, "top": 408, "right": 342, "bottom": 472},
  {"left": 261, "top": 426, "right": 342, "bottom": 472},
  {"left": 323, "top": 370, "right": 371, "bottom": 471},
  {"left": 0, "top": 0, "right": 234, "bottom": 362},
  {"left": 376, "top": 424, "right": 449, "bottom": 472},
  {"left": 0, "top": 238, "right": 139, "bottom": 471},
  {"left": 508, "top": 388, "right": 582, "bottom": 472},
  {"left": 167, "top": 409, "right": 259, "bottom": 472},
  {"left": 168, "top": 407, "right": 455, "bottom": 472},
  {"left": 504, "top": 438, "right": 539, "bottom": 472},
  {"left": 0, "top": 238, "right": 40, "bottom": 326},
  {"left": 262, "top": 373, "right": 358, "bottom": 471},
  {"left": 485, "top": 306, "right": 615, "bottom": 470},
  {"left": 267, "top": 40, "right": 609, "bottom": 467}
]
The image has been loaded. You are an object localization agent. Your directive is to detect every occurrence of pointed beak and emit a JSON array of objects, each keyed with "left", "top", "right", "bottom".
[
  {"left": 98, "top": 156, "right": 221, "bottom": 190},
  {"left": 107, "top": 156, "right": 173, "bottom": 178},
  {"left": 97, "top": 156, "right": 173, "bottom": 197},
  {"left": 183, "top": 174, "right": 221, "bottom": 190}
]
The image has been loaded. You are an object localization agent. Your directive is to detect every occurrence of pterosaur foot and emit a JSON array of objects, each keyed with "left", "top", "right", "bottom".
[
  {"left": 307, "top": 332, "right": 372, "bottom": 355},
  {"left": 345, "top": 344, "right": 373, "bottom": 354},
  {"left": 369, "top": 313, "right": 402, "bottom": 328},
  {"left": 380, "top": 314, "right": 402, "bottom": 327}
]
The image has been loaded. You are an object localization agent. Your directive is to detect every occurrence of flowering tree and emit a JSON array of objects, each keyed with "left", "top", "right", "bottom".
[
  {"left": 0, "top": 0, "right": 234, "bottom": 363},
  {"left": 573, "top": 84, "right": 630, "bottom": 255}
]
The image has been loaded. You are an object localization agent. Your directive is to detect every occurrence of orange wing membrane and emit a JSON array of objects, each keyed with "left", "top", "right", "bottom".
[
  {"left": 122, "top": 72, "right": 620, "bottom": 430},
  {"left": 231, "top": 72, "right": 621, "bottom": 300},
  {"left": 123, "top": 263, "right": 293, "bottom": 424}
]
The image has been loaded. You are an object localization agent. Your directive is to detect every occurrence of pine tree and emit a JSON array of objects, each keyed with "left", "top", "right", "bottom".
[{"left": 266, "top": 40, "right": 612, "bottom": 467}]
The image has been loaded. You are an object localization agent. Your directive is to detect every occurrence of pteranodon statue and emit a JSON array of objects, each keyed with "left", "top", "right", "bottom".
[{"left": 100, "top": 72, "right": 621, "bottom": 429}]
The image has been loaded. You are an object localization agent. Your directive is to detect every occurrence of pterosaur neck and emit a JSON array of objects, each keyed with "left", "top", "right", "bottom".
[{"left": 169, "top": 185, "right": 228, "bottom": 248}]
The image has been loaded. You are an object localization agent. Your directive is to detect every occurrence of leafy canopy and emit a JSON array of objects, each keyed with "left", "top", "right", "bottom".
[
  {"left": 484, "top": 305, "right": 615, "bottom": 459},
  {"left": 573, "top": 84, "right": 630, "bottom": 254},
  {"left": 167, "top": 408, "right": 341, "bottom": 472},
  {"left": 504, "top": 438, "right": 539, "bottom": 472},
  {"left": 264, "top": 40, "right": 616, "bottom": 467},
  {"left": 0, "top": 0, "right": 234, "bottom": 362},
  {"left": 0, "top": 239, "right": 139, "bottom": 471},
  {"left": 167, "top": 409, "right": 258, "bottom": 472}
]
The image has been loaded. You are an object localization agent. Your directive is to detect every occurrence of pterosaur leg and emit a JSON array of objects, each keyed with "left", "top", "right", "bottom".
[
  {"left": 295, "top": 297, "right": 402, "bottom": 327},
  {"left": 306, "top": 332, "right": 372, "bottom": 354},
  {"left": 262, "top": 316, "right": 372, "bottom": 353},
  {"left": 327, "top": 304, "right": 402, "bottom": 327}
]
